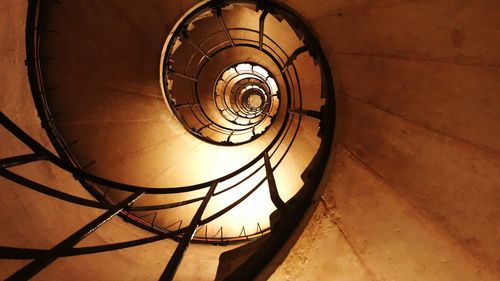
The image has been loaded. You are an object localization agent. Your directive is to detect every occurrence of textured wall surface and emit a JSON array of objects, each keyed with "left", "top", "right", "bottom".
[
  {"left": 0, "top": 1, "right": 232, "bottom": 280},
  {"left": 1, "top": 0, "right": 499, "bottom": 280},
  {"left": 272, "top": 0, "right": 500, "bottom": 279}
]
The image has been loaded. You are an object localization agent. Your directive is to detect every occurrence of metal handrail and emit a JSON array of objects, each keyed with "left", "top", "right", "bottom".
[
  {"left": 18, "top": 0, "right": 303, "bottom": 239},
  {"left": 163, "top": 12, "right": 301, "bottom": 145},
  {"left": 2, "top": 0, "right": 336, "bottom": 280}
]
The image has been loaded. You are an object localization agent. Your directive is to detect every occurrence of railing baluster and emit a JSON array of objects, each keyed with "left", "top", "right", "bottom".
[
  {"left": 159, "top": 181, "right": 218, "bottom": 280},
  {"left": 281, "top": 46, "right": 308, "bottom": 73},
  {"left": 259, "top": 11, "right": 268, "bottom": 50},
  {"left": 215, "top": 7, "right": 235, "bottom": 47},
  {"left": 169, "top": 69, "right": 198, "bottom": 82},
  {"left": 7, "top": 192, "right": 143, "bottom": 281},
  {"left": 227, "top": 129, "right": 235, "bottom": 142},
  {"left": 263, "top": 152, "right": 287, "bottom": 214},
  {"left": 151, "top": 212, "right": 158, "bottom": 228},
  {"left": 81, "top": 159, "right": 96, "bottom": 170},
  {"left": 175, "top": 103, "right": 200, "bottom": 109},
  {"left": 182, "top": 31, "right": 211, "bottom": 60}
]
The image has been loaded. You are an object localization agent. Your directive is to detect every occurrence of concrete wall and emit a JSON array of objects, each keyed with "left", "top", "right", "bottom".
[
  {"left": 271, "top": 0, "right": 500, "bottom": 279},
  {"left": 0, "top": 1, "right": 232, "bottom": 280},
  {"left": 2, "top": 0, "right": 499, "bottom": 280}
]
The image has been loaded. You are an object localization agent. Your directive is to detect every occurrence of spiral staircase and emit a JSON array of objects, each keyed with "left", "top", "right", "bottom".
[{"left": 1, "top": 0, "right": 500, "bottom": 281}]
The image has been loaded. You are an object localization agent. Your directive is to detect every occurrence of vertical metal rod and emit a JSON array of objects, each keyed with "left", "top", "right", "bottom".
[
  {"left": 169, "top": 70, "right": 198, "bottom": 82},
  {"left": 184, "top": 35, "right": 211, "bottom": 59},
  {"left": 213, "top": 227, "right": 222, "bottom": 239},
  {"left": 239, "top": 226, "right": 248, "bottom": 239},
  {"left": 220, "top": 227, "right": 224, "bottom": 244},
  {"left": 204, "top": 225, "right": 208, "bottom": 243},
  {"left": 196, "top": 123, "right": 210, "bottom": 133},
  {"left": 103, "top": 187, "right": 111, "bottom": 196},
  {"left": 81, "top": 160, "right": 96, "bottom": 170},
  {"left": 151, "top": 212, "right": 158, "bottom": 228},
  {"left": 175, "top": 103, "right": 200, "bottom": 109},
  {"left": 7, "top": 192, "right": 143, "bottom": 281},
  {"left": 227, "top": 130, "right": 235, "bottom": 142},
  {"left": 159, "top": 182, "right": 218, "bottom": 281},
  {"left": 34, "top": 27, "right": 59, "bottom": 33},
  {"left": 263, "top": 152, "right": 287, "bottom": 214},
  {"left": 64, "top": 140, "right": 78, "bottom": 148},
  {"left": 215, "top": 8, "right": 235, "bottom": 47},
  {"left": 281, "top": 45, "right": 309, "bottom": 73},
  {"left": 259, "top": 11, "right": 268, "bottom": 50}
]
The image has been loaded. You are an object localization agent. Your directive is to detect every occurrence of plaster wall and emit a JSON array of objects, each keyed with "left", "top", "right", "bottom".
[
  {"left": 0, "top": 1, "right": 232, "bottom": 280},
  {"left": 1, "top": 0, "right": 499, "bottom": 280},
  {"left": 272, "top": 0, "right": 500, "bottom": 279}
]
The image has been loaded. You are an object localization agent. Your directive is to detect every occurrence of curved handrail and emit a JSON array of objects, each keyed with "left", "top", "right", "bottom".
[
  {"left": 162, "top": 6, "right": 299, "bottom": 145},
  {"left": 3, "top": 0, "right": 336, "bottom": 279}
]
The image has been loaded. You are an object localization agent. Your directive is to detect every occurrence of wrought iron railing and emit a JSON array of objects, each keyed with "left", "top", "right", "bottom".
[
  {"left": 161, "top": 2, "right": 308, "bottom": 146},
  {"left": 0, "top": 0, "right": 336, "bottom": 280}
]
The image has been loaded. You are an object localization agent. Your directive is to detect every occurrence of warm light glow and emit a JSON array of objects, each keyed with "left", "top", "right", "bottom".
[{"left": 248, "top": 93, "right": 263, "bottom": 108}]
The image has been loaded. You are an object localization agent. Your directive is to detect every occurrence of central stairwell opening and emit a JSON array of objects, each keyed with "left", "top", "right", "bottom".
[{"left": 0, "top": 0, "right": 335, "bottom": 280}]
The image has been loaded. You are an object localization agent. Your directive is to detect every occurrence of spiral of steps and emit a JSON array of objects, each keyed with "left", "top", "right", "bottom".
[
  {"left": 31, "top": 0, "right": 331, "bottom": 241},
  {"left": 1, "top": 0, "right": 334, "bottom": 280},
  {"left": 1, "top": 0, "right": 500, "bottom": 281}
]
